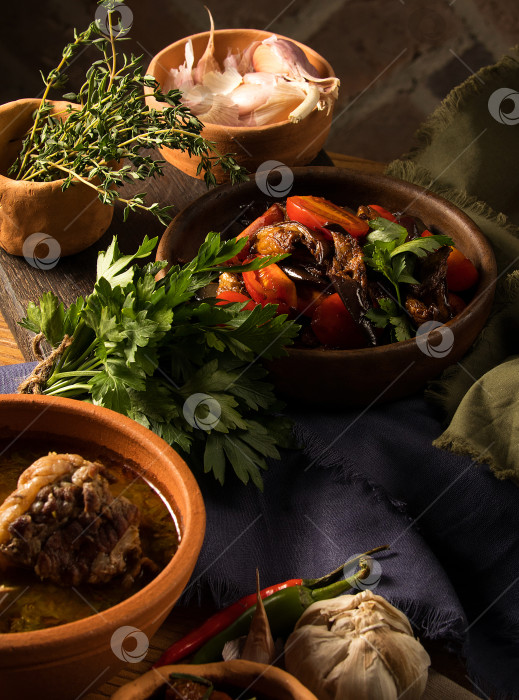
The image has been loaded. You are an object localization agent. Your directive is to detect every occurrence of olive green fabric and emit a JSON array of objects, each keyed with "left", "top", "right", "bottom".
[{"left": 386, "top": 47, "right": 519, "bottom": 483}]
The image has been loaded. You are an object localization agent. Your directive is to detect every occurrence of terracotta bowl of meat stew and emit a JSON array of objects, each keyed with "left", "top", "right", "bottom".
[
  {"left": 0, "top": 395, "right": 205, "bottom": 700},
  {"left": 157, "top": 167, "right": 496, "bottom": 406},
  {"left": 112, "top": 660, "right": 319, "bottom": 700}
]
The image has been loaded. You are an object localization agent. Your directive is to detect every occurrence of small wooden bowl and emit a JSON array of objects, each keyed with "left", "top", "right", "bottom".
[
  {"left": 112, "top": 660, "right": 319, "bottom": 700},
  {"left": 157, "top": 167, "right": 497, "bottom": 406},
  {"left": 0, "top": 395, "right": 205, "bottom": 700},
  {"left": 145, "top": 29, "right": 335, "bottom": 182}
]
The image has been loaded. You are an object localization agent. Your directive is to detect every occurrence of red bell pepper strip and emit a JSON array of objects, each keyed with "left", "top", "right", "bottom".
[
  {"left": 367, "top": 204, "right": 397, "bottom": 222},
  {"left": 242, "top": 261, "right": 297, "bottom": 315},
  {"left": 286, "top": 195, "right": 369, "bottom": 239},
  {"left": 234, "top": 203, "right": 285, "bottom": 261},
  {"left": 216, "top": 291, "right": 256, "bottom": 311},
  {"left": 311, "top": 293, "right": 367, "bottom": 348}
]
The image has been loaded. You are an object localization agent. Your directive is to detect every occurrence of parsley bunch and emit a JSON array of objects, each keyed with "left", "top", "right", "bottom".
[
  {"left": 9, "top": 1, "right": 247, "bottom": 224},
  {"left": 20, "top": 234, "right": 300, "bottom": 489},
  {"left": 363, "top": 218, "right": 453, "bottom": 341}
]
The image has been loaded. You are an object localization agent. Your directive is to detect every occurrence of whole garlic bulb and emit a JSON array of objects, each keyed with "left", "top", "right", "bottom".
[{"left": 285, "top": 591, "right": 430, "bottom": 700}]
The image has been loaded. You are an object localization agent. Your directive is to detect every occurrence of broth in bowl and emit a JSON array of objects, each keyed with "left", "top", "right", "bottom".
[{"left": 0, "top": 443, "right": 180, "bottom": 633}]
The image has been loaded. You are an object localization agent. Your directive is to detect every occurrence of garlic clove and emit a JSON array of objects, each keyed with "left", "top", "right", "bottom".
[
  {"left": 252, "top": 36, "right": 321, "bottom": 80},
  {"left": 238, "top": 40, "right": 261, "bottom": 75},
  {"left": 242, "top": 71, "right": 277, "bottom": 87},
  {"left": 289, "top": 84, "right": 321, "bottom": 123},
  {"left": 193, "top": 7, "right": 220, "bottom": 84},
  {"left": 250, "top": 82, "right": 306, "bottom": 125},
  {"left": 230, "top": 83, "right": 275, "bottom": 117}
]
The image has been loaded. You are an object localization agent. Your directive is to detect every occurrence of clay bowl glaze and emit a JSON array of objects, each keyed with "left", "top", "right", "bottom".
[
  {"left": 112, "top": 660, "right": 319, "bottom": 700},
  {"left": 0, "top": 99, "right": 115, "bottom": 257},
  {"left": 145, "top": 29, "right": 335, "bottom": 182},
  {"left": 0, "top": 395, "right": 205, "bottom": 700},
  {"left": 157, "top": 166, "right": 497, "bottom": 406}
]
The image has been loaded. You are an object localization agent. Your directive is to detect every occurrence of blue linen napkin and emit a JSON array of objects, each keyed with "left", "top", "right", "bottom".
[{"left": 2, "top": 362, "right": 518, "bottom": 699}]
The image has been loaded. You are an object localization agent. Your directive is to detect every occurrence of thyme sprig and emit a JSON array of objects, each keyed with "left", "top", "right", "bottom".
[{"left": 10, "top": 1, "right": 248, "bottom": 224}]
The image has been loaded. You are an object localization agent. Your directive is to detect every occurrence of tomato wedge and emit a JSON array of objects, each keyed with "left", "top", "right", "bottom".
[
  {"left": 311, "top": 293, "right": 367, "bottom": 348},
  {"left": 421, "top": 232, "right": 479, "bottom": 291},
  {"left": 234, "top": 203, "right": 285, "bottom": 261},
  {"left": 216, "top": 291, "right": 256, "bottom": 311},
  {"left": 446, "top": 248, "right": 479, "bottom": 291},
  {"left": 286, "top": 196, "right": 369, "bottom": 239},
  {"left": 242, "top": 261, "right": 297, "bottom": 315}
]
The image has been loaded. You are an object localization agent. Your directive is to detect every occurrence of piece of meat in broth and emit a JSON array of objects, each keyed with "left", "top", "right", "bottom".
[{"left": 0, "top": 453, "right": 142, "bottom": 586}]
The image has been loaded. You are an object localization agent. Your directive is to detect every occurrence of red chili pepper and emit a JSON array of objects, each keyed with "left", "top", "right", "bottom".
[
  {"left": 242, "top": 261, "right": 297, "bottom": 315},
  {"left": 234, "top": 203, "right": 285, "bottom": 261},
  {"left": 216, "top": 291, "right": 256, "bottom": 311},
  {"left": 154, "top": 548, "right": 388, "bottom": 668},
  {"left": 311, "top": 293, "right": 367, "bottom": 348},
  {"left": 367, "top": 204, "right": 397, "bottom": 222},
  {"left": 286, "top": 195, "right": 369, "bottom": 239},
  {"left": 155, "top": 579, "right": 302, "bottom": 667}
]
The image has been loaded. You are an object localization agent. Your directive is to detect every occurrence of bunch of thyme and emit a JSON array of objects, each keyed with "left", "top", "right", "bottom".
[{"left": 9, "top": 1, "right": 248, "bottom": 224}]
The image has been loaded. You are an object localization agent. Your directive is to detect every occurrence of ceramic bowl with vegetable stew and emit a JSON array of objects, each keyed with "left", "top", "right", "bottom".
[
  {"left": 158, "top": 166, "right": 496, "bottom": 406},
  {"left": 0, "top": 395, "right": 205, "bottom": 700}
]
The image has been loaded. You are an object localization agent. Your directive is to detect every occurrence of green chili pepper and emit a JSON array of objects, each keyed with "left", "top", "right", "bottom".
[{"left": 191, "top": 562, "right": 371, "bottom": 664}]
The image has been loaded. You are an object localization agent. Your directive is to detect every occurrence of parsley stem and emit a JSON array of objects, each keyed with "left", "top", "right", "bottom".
[{"left": 44, "top": 383, "right": 92, "bottom": 397}]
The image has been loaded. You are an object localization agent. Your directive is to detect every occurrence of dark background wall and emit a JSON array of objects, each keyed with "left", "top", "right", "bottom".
[{"left": 1, "top": 0, "right": 516, "bottom": 161}]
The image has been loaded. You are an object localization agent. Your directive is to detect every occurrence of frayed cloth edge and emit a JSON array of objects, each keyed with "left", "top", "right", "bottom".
[{"left": 292, "top": 421, "right": 410, "bottom": 514}]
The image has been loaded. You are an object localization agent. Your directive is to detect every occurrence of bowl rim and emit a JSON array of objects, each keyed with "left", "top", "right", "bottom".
[
  {"left": 145, "top": 28, "right": 336, "bottom": 133},
  {"left": 157, "top": 165, "right": 497, "bottom": 357},
  {"left": 0, "top": 394, "right": 205, "bottom": 652}
]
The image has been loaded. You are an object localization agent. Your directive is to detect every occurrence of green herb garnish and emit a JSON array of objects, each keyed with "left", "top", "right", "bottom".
[
  {"left": 19, "top": 234, "right": 299, "bottom": 489},
  {"left": 9, "top": 1, "right": 248, "bottom": 224},
  {"left": 363, "top": 217, "right": 453, "bottom": 341}
]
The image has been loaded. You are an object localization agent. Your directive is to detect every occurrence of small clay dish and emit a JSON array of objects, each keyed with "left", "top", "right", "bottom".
[
  {"left": 145, "top": 29, "right": 335, "bottom": 182},
  {"left": 112, "top": 660, "right": 319, "bottom": 700},
  {"left": 157, "top": 166, "right": 497, "bottom": 406},
  {"left": 0, "top": 394, "right": 205, "bottom": 700},
  {"left": 0, "top": 99, "right": 115, "bottom": 257}
]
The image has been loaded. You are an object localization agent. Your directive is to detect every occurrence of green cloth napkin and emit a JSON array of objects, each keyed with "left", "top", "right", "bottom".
[{"left": 385, "top": 47, "right": 519, "bottom": 484}]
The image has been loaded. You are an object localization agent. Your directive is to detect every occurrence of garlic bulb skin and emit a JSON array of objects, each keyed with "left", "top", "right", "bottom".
[{"left": 285, "top": 591, "right": 430, "bottom": 700}]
